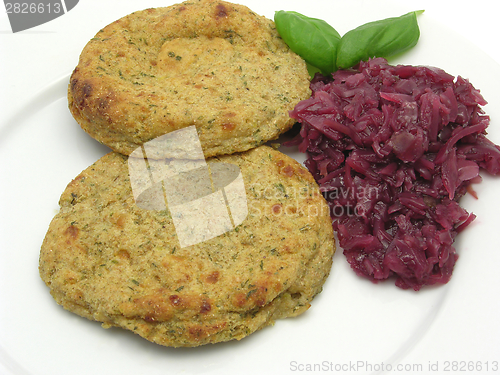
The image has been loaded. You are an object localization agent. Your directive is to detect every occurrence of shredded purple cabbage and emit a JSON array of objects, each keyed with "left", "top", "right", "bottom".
[{"left": 287, "top": 57, "right": 500, "bottom": 290}]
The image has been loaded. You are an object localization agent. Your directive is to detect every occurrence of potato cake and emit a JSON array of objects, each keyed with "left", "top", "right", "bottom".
[
  {"left": 39, "top": 146, "right": 335, "bottom": 347},
  {"left": 68, "top": 0, "right": 310, "bottom": 158}
]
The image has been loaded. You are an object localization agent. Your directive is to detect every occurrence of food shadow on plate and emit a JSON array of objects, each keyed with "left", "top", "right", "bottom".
[
  {"left": 74, "top": 314, "right": 287, "bottom": 358},
  {"left": 44, "top": 289, "right": 289, "bottom": 357}
]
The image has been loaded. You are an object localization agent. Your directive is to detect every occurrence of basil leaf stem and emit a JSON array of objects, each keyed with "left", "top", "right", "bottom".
[
  {"left": 336, "top": 10, "right": 424, "bottom": 69},
  {"left": 274, "top": 10, "right": 341, "bottom": 74}
]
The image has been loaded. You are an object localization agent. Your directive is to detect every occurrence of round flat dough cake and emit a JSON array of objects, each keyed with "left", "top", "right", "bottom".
[
  {"left": 68, "top": 0, "right": 311, "bottom": 158},
  {"left": 39, "top": 146, "right": 335, "bottom": 347}
]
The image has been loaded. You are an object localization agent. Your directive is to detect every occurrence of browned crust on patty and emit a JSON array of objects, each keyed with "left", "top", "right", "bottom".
[
  {"left": 68, "top": 0, "right": 310, "bottom": 158},
  {"left": 39, "top": 146, "right": 335, "bottom": 347}
]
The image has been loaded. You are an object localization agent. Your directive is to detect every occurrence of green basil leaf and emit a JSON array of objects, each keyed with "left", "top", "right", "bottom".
[
  {"left": 336, "top": 10, "right": 423, "bottom": 70},
  {"left": 274, "top": 10, "right": 341, "bottom": 74}
]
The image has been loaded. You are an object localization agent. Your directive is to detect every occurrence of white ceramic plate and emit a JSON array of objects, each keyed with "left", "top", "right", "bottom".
[{"left": 1, "top": 1, "right": 499, "bottom": 375}]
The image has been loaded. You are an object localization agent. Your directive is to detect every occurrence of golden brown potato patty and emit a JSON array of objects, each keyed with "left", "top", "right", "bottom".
[
  {"left": 39, "top": 146, "right": 335, "bottom": 347},
  {"left": 68, "top": 0, "right": 310, "bottom": 158}
]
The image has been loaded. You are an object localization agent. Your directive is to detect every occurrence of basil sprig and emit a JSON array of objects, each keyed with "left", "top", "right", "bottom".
[{"left": 274, "top": 10, "right": 424, "bottom": 75}]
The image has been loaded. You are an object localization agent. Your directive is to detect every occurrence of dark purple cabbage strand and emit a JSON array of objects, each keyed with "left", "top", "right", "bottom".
[{"left": 288, "top": 57, "right": 500, "bottom": 290}]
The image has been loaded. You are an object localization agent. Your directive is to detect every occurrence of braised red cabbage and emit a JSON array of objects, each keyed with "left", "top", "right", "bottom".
[{"left": 287, "top": 57, "right": 500, "bottom": 290}]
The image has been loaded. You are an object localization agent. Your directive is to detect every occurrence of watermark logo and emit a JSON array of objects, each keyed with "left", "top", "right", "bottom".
[
  {"left": 128, "top": 126, "right": 248, "bottom": 248},
  {"left": 4, "top": 0, "right": 79, "bottom": 33}
]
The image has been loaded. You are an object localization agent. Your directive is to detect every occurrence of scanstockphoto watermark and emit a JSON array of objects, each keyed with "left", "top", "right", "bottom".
[
  {"left": 289, "top": 360, "right": 499, "bottom": 373},
  {"left": 127, "top": 126, "right": 379, "bottom": 249},
  {"left": 290, "top": 360, "right": 424, "bottom": 373},
  {"left": 129, "top": 126, "right": 248, "bottom": 248},
  {"left": 3, "top": 0, "right": 79, "bottom": 33},
  {"left": 245, "top": 183, "right": 378, "bottom": 219}
]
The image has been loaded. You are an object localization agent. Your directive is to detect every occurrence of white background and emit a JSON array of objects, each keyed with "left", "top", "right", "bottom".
[{"left": 0, "top": 1, "right": 499, "bottom": 375}]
